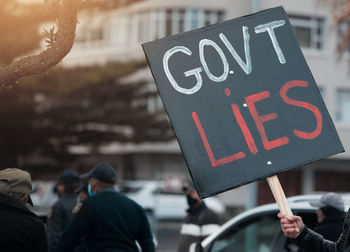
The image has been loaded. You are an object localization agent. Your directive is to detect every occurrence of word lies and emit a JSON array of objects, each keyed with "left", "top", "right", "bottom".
[{"left": 192, "top": 80, "right": 323, "bottom": 167}]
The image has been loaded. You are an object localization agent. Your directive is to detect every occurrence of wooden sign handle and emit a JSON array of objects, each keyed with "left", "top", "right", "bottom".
[
  {"left": 267, "top": 175, "right": 299, "bottom": 232},
  {"left": 266, "top": 175, "right": 293, "bottom": 216}
]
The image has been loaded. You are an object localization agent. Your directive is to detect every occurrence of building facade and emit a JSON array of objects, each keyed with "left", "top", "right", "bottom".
[{"left": 61, "top": 0, "right": 350, "bottom": 207}]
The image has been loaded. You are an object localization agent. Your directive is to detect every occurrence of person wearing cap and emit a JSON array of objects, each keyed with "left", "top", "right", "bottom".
[
  {"left": 0, "top": 168, "right": 48, "bottom": 252},
  {"left": 178, "top": 181, "right": 220, "bottom": 252},
  {"left": 310, "top": 192, "right": 346, "bottom": 242},
  {"left": 47, "top": 169, "right": 80, "bottom": 252},
  {"left": 278, "top": 193, "right": 350, "bottom": 252},
  {"left": 56, "top": 162, "right": 155, "bottom": 252}
]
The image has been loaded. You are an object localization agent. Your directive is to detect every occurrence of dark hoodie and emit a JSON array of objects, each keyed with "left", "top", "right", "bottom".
[{"left": 314, "top": 206, "right": 345, "bottom": 241}]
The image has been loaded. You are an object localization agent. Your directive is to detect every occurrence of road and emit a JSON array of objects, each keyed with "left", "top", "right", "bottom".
[{"left": 155, "top": 221, "right": 182, "bottom": 252}]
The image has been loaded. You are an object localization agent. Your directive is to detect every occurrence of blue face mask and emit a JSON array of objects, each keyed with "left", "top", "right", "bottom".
[{"left": 88, "top": 184, "right": 96, "bottom": 197}]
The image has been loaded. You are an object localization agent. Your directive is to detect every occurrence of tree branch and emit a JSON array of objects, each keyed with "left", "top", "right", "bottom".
[
  {"left": 333, "top": 3, "right": 350, "bottom": 24},
  {"left": 0, "top": 0, "right": 80, "bottom": 90}
]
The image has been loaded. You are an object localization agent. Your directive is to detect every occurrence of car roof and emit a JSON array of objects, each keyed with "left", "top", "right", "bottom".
[
  {"left": 202, "top": 193, "right": 350, "bottom": 248},
  {"left": 287, "top": 193, "right": 350, "bottom": 205}
]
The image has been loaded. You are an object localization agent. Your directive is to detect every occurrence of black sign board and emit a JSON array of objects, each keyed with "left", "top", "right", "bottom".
[{"left": 142, "top": 7, "right": 344, "bottom": 198}]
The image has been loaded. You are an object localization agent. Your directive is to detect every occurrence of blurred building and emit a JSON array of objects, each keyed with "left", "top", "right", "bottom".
[{"left": 58, "top": 0, "right": 350, "bottom": 207}]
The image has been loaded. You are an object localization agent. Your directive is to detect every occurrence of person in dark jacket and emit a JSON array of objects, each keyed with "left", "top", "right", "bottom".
[
  {"left": 310, "top": 192, "right": 346, "bottom": 241},
  {"left": 47, "top": 169, "right": 80, "bottom": 252},
  {"left": 0, "top": 168, "right": 48, "bottom": 252},
  {"left": 178, "top": 182, "right": 220, "bottom": 252},
  {"left": 56, "top": 162, "right": 155, "bottom": 252},
  {"left": 72, "top": 180, "right": 89, "bottom": 214},
  {"left": 71, "top": 180, "right": 90, "bottom": 252},
  {"left": 278, "top": 198, "right": 350, "bottom": 252}
]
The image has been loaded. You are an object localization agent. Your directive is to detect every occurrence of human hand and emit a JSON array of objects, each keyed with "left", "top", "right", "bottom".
[{"left": 278, "top": 213, "right": 304, "bottom": 239}]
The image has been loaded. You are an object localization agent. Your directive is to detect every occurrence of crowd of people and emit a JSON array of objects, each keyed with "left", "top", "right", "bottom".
[
  {"left": 2, "top": 163, "right": 350, "bottom": 252},
  {"left": 0, "top": 163, "right": 155, "bottom": 252},
  {"left": 0, "top": 163, "right": 221, "bottom": 252}
]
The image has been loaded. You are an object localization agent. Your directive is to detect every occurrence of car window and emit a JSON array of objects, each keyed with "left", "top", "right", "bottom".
[{"left": 210, "top": 213, "right": 281, "bottom": 252}]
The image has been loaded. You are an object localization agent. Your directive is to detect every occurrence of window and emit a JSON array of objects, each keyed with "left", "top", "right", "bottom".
[
  {"left": 166, "top": 9, "right": 173, "bottom": 36},
  {"left": 137, "top": 10, "right": 163, "bottom": 41},
  {"left": 138, "top": 12, "right": 149, "bottom": 42},
  {"left": 217, "top": 10, "right": 225, "bottom": 23},
  {"left": 130, "top": 13, "right": 139, "bottom": 44},
  {"left": 210, "top": 214, "right": 281, "bottom": 252},
  {"left": 178, "top": 9, "right": 185, "bottom": 33},
  {"left": 289, "top": 15, "right": 325, "bottom": 50},
  {"left": 76, "top": 26, "right": 104, "bottom": 43},
  {"left": 143, "top": 8, "right": 225, "bottom": 39},
  {"left": 75, "top": 21, "right": 106, "bottom": 46},
  {"left": 91, "top": 27, "right": 104, "bottom": 41},
  {"left": 75, "top": 8, "right": 225, "bottom": 46},
  {"left": 140, "top": 10, "right": 167, "bottom": 41},
  {"left": 124, "top": 8, "right": 226, "bottom": 43},
  {"left": 336, "top": 89, "right": 350, "bottom": 123},
  {"left": 190, "top": 8, "right": 200, "bottom": 29},
  {"left": 114, "top": 15, "right": 129, "bottom": 46},
  {"left": 205, "top": 10, "right": 224, "bottom": 27},
  {"left": 184, "top": 8, "right": 204, "bottom": 31}
]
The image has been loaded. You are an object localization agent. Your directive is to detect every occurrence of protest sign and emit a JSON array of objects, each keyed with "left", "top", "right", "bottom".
[{"left": 142, "top": 6, "right": 344, "bottom": 200}]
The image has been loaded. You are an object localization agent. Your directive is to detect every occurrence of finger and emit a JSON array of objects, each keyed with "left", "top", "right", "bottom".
[
  {"left": 277, "top": 213, "right": 286, "bottom": 219},
  {"left": 281, "top": 219, "right": 294, "bottom": 224},
  {"left": 282, "top": 224, "right": 298, "bottom": 229},
  {"left": 284, "top": 228, "right": 299, "bottom": 234},
  {"left": 287, "top": 215, "right": 302, "bottom": 222}
]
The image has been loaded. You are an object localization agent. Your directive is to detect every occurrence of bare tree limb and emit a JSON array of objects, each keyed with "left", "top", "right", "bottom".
[
  {"left": 0, "top": 0, "right": 80, "bottom": 90},
  {"left": 333, "top": 3, "right": 350, "bottom": 24},
  {"left": 324, "top": 0, "right": 350, "bottom": 55},
  {"left": 338, "top": 27, "right": 350, "bottom": 53}
]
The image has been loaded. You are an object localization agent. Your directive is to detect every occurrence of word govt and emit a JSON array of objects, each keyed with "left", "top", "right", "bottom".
[{"left": 163, "top": 20, "right": 287, "bottom": 95}]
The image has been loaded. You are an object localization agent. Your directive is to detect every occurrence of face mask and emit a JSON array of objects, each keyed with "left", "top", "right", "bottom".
[
  {"left": 186, "top": 194, "right": 199, "bottom": 207},
  {"left": 88, "top": 184, "right": 96, "bottom": 197}
]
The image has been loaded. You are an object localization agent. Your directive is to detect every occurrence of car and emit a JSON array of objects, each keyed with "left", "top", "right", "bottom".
[
  {"left": 190, "top": 193, "right": 350, "bottom": 252},
  {"left": 119, "top": 180, "right": 226, "bottom": 220}
]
